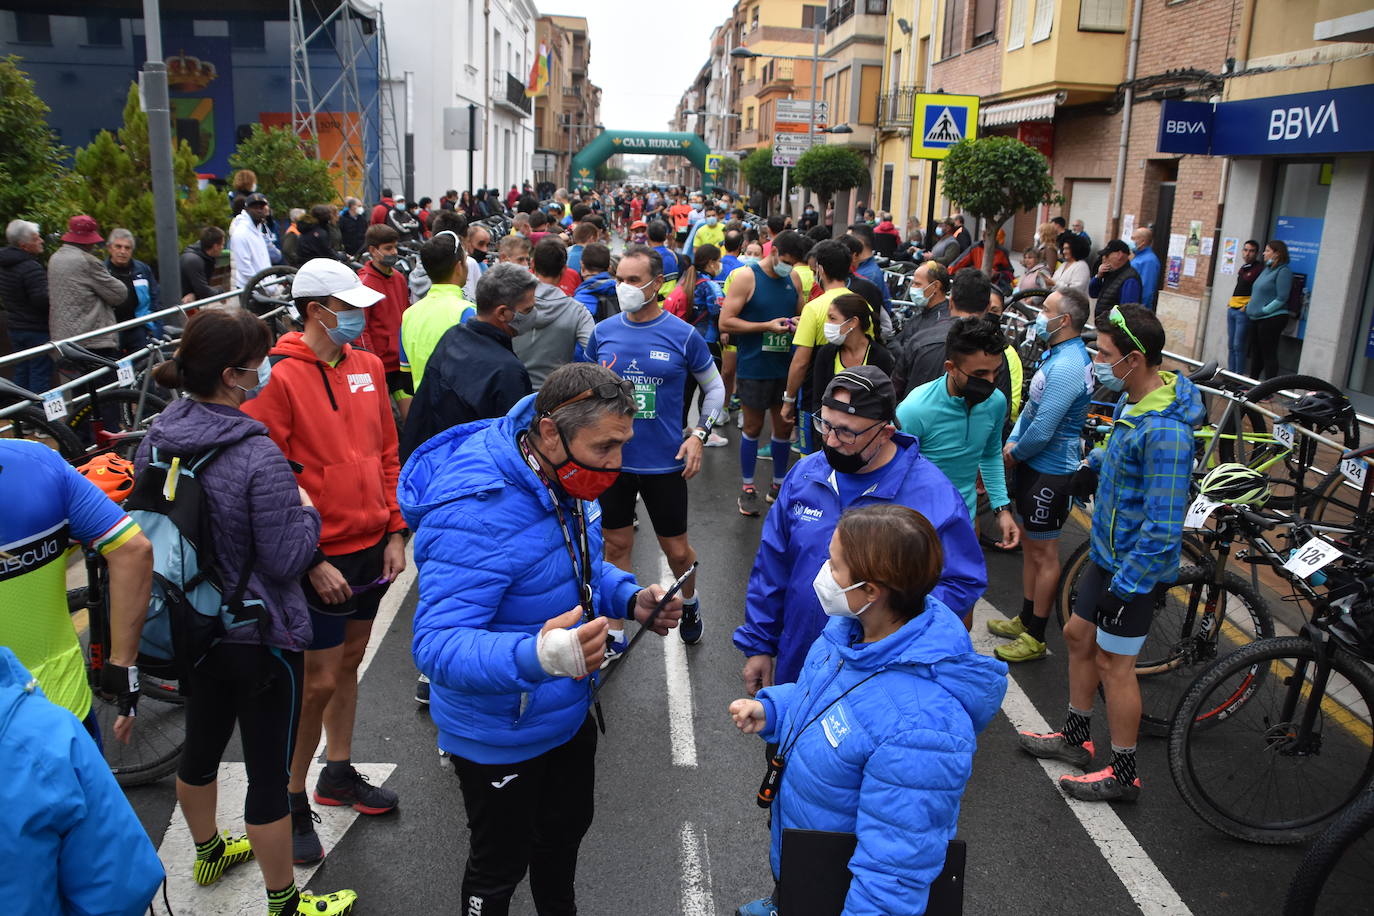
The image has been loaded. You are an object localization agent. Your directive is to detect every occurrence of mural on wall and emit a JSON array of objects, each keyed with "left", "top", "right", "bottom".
[{"left": 136, "top": 23, "right": 236, "bottom": 178}]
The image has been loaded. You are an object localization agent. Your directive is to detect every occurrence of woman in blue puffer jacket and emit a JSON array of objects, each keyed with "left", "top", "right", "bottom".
[{"left": 730, "top": 505, "right": 1008, "bottom": 916}]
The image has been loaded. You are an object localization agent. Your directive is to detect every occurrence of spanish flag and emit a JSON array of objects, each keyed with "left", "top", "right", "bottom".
[{"left": 526, "top": 43, "right": 550, "bottom": 97}]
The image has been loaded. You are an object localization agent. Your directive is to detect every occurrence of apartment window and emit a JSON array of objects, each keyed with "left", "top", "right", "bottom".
[
  {"left": 802, "top": 5, "right": 826, "bottom": 28},
  {"left": 229, "top": 19, "right": 265, "bottom": 50},
  {"left": 972, "top": 0, "right": 998, "bottom": 45},
  {"left": 745, "top": 107, "right": 754, "bottom": 130},
  {"left": 1006, "top": 0, "right": 1027, "bottom": 50},
  {"left": 889, "top": 49, "right": 902, "bottom": 91},
  {"left": 1031, "top": 0, "right": 1054, "bottom": 42},
  {"left": 941, "top": 0, "right": 965, "bottom": 59},
  {"left": 467, "top": 0, "right": 475, "bottom": 58},
  {"left": 881, "top": 164, "right": 894, "bottom": 212},
  {"left": 85, "top": 15, "right": 122, "bottom": 47},
  {"left": 14, "top": 12, "right": 51, "bottom": 44},
  {"left": 865, "top": 0, "right": 888, "bottom": 13},
  {"left": 751, "top": 6, "right": 759, "bottom": 31},
  {"left": 1079, "top": 0, "right": 1127, "bottom": 32}
]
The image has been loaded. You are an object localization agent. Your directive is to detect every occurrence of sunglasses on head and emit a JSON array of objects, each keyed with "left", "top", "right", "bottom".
[
  {"left": 1108, "top": 305, "right": 1146, "bottom": 356},
  {"left": 544, "top": 380, "right": 636, "bottom": 415}
]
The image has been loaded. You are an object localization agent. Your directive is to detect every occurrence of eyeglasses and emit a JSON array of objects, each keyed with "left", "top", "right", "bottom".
[
  {"left": 812, "top": 415, "right": 883, "bottom": 445},
  {"left": 1108, "top": 305, "right": 1146, "bottom": 356},
  {"left": 546, "top": 379, "right": 636, "bottom": 415}
]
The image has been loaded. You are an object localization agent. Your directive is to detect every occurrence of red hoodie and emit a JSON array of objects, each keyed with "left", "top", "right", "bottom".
[
  {"left": 358, "top": 260, "right": 409, "bottom": 373},
  {"left": 370, "top": 197, "right": 395, "bottom": 225},
  {"left": 243, "top": 332, "right": 403, "bottom": 555}
]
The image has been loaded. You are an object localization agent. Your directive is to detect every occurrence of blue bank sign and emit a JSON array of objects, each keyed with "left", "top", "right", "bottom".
[{"left": 1158, "top": 84, "right": 1374, "bottom": 157}]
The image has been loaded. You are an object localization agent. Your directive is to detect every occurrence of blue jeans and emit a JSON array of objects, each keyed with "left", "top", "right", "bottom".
[
  {"left": 1226, "top": 308, "right": 1250, "bottom": 375},
  {"left": 9, "top": 328, "right": 53, "bottom": 394}
]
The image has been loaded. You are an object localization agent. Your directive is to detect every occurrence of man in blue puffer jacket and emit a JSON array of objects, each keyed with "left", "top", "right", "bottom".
[
  {"left": 399, "top": 362, "right": 684, "bottom": 916},
  {"left": 0, "top": 646, "right": 164, "bottom": 915}
]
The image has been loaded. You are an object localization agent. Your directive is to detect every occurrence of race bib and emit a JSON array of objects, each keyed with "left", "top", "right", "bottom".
[
  {"left": 633, "top": 380, "right": 657, "bottom": 420},
  {"left": 762, "top": 331, "right": 791, "bottom": 353}
]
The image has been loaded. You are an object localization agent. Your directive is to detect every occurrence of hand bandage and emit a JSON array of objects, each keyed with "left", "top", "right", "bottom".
[{"left": 536, "top": 626, "right": 590, "bottom": 678}]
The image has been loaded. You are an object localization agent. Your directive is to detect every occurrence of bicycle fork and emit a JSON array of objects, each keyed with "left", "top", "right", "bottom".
[{"left": 1273, "top": 626, "right": 1334, "bottom": 758}]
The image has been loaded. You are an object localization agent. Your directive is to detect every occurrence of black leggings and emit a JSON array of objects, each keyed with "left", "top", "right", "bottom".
[
  {"left": 178, "top": 643, "right": 303, "bottom": 825},
  {"left": 1248, "top": 314, "right": 1287, "bottom": 380}
]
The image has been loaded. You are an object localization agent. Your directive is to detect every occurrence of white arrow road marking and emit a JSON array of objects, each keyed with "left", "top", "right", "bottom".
[
  {"left": 973, "top": 600, "right": 1193, "bottom": 915},
  {"left": 660, "top": 555, "right": 698, "bottom": 767},
  {"left": 153, "top": 762, "right": 396, "bottom": 915}
]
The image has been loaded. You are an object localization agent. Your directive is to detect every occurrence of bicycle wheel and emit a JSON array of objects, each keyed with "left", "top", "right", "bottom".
[
  {"left": 1232, "top": 375, "right": 1359, "bottom": 510},
  {"left": 1135, "top": 565, "right": 1274, "bottom": 737},
  {"left": 1054, "top": 535, "right": 1213, "bottom": 629},
  {"left": 1305, "top": 467, "right": 1366, "bottom": 546},
  {"left": 67, "top": 389, "right": 168, "bottom": 439},
  {"left": 1169, "top": 636, "right": 1374, "bottom": 844},
  {"left": 1282, "top": 788, "right": 1374, "bottom": 916},
  {"left": 3, "top": 405, "right": 86, "bottom": 459}
]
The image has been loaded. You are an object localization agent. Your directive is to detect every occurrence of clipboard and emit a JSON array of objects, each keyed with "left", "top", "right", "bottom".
[{"left": 779, "top": 829, "right": 965, "bottom": 916}]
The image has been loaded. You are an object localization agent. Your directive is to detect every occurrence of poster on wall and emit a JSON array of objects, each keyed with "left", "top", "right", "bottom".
[
  {"left": 1121, "top": 213, "right": 1135, "bottom": 243},
  {"left": 1219, "top": 237, "right": 1238, "bottom": 274},
  {"left": 1185, "top": 220, "right": 1203, "bottom": 257},
  {"left": 1166, "top": 233, "right": 1186, "bottom": 288},
  {"left": 134, "top": 26, "right": 236, "bottom": 179},
  {"left": 1276, "top": 215, "right": 1322, "bottom": 342},
  {"left": 260, "top": 112, "right": 366, "bottom": 202}
]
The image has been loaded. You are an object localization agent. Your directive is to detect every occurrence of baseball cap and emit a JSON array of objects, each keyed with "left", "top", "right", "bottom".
[
  {"left": 1099, "top": 238, "right": 1132, "bottom": 258},
  {"left": 822, "top": 365, "right": 896, "bottom": 421},
  {"left": 245, "top": 192, "right": 269, "bottom": 207},
  {"left": 292, "top": 258, "right": 385, "bottom": 308},
  {"left": 61, "top": 215, "right": 104, "bottom": 245},
  {"left": 631, "top": 220, "right": 647, "bottom": 230}
]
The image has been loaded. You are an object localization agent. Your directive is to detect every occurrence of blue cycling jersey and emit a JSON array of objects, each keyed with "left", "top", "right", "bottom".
[{"left": 1008, "top": 337, "right": 1093, "bottom": 475}]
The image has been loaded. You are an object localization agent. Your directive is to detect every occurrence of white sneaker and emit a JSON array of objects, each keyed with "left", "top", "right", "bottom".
[{"left": 705, "top": 432, "right": 728, "bottom": 447}]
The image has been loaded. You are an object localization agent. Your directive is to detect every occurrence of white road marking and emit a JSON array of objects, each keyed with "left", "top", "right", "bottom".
[
  {"left": 679, "top": 820, "right": 715, "bottom": 916},
  {"left": 973, "top": 600, "right": 1194, "bottom": 916},
  {"left": 152, "top": 761, "right": 396, "bottom": 916},
  {"left": 660, "top": 555, "right": 698, "bottom": 767}
]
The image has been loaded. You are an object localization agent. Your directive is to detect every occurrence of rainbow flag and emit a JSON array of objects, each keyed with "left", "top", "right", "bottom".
[{"left": 526, "top": 43, "right": 550, "bottom": 97}]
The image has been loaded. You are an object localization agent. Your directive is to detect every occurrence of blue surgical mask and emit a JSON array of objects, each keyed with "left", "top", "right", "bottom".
[
  {"left": 706, "top": 216, "right": 718, "bottom": 226},
  {"left": 1093, "top": 356, "right": 1132, "bottom": 392},
  {"left": 935, "top": 226, "right": 945, "bottom": 237},
  {"left": 235, "top": 359, "right": 272, "bottom": 400},
  {"left": 320, "top": 305, "right": 366, "bottom": 346},
  {"left": 773, "top": 260, "right": 793, "bottom": 278},
  {"left": 396, "top": 202, "right": 407, "bottom": 211},
  {"left": 740, "top": 255, "right": 760, "bottom": 265},
  {"left": 1034, "top": 312, "right": 1065, "bottom": 343}
]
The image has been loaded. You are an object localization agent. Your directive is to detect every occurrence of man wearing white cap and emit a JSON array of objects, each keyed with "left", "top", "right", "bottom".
[{"left": 243, "top": 258, "right": 407, "bottom": 864}]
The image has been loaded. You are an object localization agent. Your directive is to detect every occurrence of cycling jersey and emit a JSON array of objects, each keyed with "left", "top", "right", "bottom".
[
  {"left": 1008, "top": 337, "right": 1093, "bottom": 475},
  {"left": 0, "top": 441, "right": 140, "bottom": 720}
]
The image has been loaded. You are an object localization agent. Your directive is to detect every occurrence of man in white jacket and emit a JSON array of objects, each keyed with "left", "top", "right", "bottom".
[{"left": 229, "top": 193, "right": 275, "bottom": 289}]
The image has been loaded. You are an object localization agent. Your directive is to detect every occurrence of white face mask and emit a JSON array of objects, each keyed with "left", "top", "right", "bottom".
[
  {"left": 822, "top": 319, "right": 851, "bottom": 345},
  {"left": 616, "top": 280, "right": 651, "bottom": 313},
  {"left": 813, "top": 560, "right": 871, "bottom": 618}
]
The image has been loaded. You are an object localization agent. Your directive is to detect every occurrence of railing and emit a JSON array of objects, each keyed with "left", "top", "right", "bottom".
[
  {"left": 499, "top": 72, "right": 532, "bottom": 116},
  {"left": 825, "top": 0, "right": 887, "bottom": 31},
  {"left": 877, "top": 86, "right": 920, "bottom": 130}
]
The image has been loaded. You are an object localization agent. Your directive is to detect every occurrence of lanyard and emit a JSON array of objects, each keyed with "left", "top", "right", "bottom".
[{"left": 519, "top": 433, "right": 596, "bottom": 621}]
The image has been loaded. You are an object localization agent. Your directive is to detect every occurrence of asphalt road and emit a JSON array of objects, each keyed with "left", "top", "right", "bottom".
[{"left": 124, "top": 423, "right": 1328, "bottom": 916}]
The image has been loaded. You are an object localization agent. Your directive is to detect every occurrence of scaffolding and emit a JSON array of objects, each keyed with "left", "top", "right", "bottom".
[{"left": 287, "top": 0, "right": 402, "bottom": 202}]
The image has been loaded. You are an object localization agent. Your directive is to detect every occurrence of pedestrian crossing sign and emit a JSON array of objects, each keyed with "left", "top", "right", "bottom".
[
  {"left": 911, "top": 93, "right": 980, "bottom": 160},
  {"left": 705, "top": 154, "right": 722, "bottom": 174}
]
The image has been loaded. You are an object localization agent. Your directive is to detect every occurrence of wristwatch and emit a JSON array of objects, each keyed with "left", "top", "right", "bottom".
[
  {"left": 689, "top": 427, "right": 709, "bottom": 443},
  {"left": 781, "top": 393, "right": 797, "bottom": 404},
  {"left": 992, "top": 503, "right": 1011, "bottom": 515}
]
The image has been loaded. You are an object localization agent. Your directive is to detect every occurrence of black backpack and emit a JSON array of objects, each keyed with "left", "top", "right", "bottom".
[{"left": 592, "top": 287, "right": 620, "bottom": 322}]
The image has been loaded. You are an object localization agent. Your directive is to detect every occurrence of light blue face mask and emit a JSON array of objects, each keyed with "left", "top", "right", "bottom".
[
  {"left": 706, "top": 216, "right": 718, "bottom": 226},
  {"left": 1093, "top": 355, "right": 1133, "bottom": 392},
  {"left": 773, "top": 260, "right": 793, "bottom": 278},
  {"left": 1034, "top": 312, "right": 1065, "bottom": 342},
  {"left": 320, "top": 304, "right": 366, "bottom": 346},
  {"left": 235, "top": 359, "right": 272, "bottom": 400},
  {"left": 740, "top": 255, "right": 760, "bottom": 265}
]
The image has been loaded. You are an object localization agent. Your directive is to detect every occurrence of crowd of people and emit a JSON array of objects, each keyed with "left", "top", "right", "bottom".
[{"left": 0, "top": 171, "right": 1263, "bottom": 915}]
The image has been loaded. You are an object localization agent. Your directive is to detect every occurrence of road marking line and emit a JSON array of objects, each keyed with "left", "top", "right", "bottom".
[
  {"left": 974, "top": 600, "right": 1194, "bottom": 916},
  {"left": 152, "top": 761, "right": 396, "bottom": 916},
  {"left": 679, "top": 820, "right": 714, "bottom": 916},
  {"left": 660, "top": 555, "right": 698, "bottom": 767}
]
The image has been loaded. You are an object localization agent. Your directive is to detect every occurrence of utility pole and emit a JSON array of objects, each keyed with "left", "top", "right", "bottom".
[{"left": 140, "top": 0, "right": 181, "bottom": 307}]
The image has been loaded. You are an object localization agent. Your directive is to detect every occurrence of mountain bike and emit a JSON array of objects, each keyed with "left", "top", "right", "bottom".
[
  {"left": 0, "top": 376, "right": 85, "bottom": 456},
  {"left": 1282, "top": 787, "right": 1374, "bottom": 915},
  {"left": 52, "top": 341, "right": 167, "bottom": 459}
]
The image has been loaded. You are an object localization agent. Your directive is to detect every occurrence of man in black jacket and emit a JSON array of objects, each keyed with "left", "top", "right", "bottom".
[
  {"left": 0, "top": 218, "right": 51, "bottom": 391},
  {"left": 339, "top": 197, "right": 369, "bottom": 256},
  {"left": 297, "top": 205, "right": 341, "bottom": 263},
  {"left": 399, "top": 262, "right": 535, "bottom": 461},
  {"left": 179, "top": 226, "right": 225, "bottom": 303}
]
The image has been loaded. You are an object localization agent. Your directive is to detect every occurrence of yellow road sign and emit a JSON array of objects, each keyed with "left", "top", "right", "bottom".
[{"left": 911, "top": 93, "right": 980, "bottom": 160}]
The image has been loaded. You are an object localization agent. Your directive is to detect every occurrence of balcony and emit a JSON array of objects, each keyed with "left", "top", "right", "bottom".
[
  {"left": 760, "top": 60, "right": 795, "bottom": 92},
  {"left": 493, "top": 72, "right": 532, "bottom": 117},
  {"left": 824, "top": 0, "right": 888, "bottom": 31},
  {"left": 876, "top": 86, "right": 920, "bottom": 131}
]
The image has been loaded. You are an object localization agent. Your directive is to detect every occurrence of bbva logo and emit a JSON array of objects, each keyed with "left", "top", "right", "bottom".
[
  {"left": 1268, "top": 100, "right": 1339, "bottom": 141},
  {"left": 1165, "top": 120, "right": 1207, "bottom": 134}
]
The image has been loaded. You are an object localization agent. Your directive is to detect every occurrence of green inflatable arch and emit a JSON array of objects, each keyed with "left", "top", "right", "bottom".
[{"left": 569, "top": 130, "right": 711, "bottom": 187}]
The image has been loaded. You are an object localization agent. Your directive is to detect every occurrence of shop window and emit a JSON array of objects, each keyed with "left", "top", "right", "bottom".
[{"left": 1268, "top": 161, "right": 1332, "bottom": 374}]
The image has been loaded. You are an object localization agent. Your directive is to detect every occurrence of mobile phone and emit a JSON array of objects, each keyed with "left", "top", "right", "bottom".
[{"left": 656, "top": 562, "right": 699, "bottom": 611}]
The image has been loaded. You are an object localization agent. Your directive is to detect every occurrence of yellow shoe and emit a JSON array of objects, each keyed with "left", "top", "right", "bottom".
[
  {"left": 995, "top": 632, "right": 1049, "bottom": 663},
  {"left": 298, "top": 889, "right": 358, "bottom": 914},
  {"left": 986, "top": 615, "right": 1028, "bottom": 639},
  {"left": 193, "top": 831, "right": 254, "bottom": 886}
]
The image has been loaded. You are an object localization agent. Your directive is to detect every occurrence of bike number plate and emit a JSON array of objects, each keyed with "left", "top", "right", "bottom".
[
  {"left": 116, "top": 358, "right": 136, "bottom": 386},
  {"left": 1185, "top": 495, "right": 1221, "bottom": 529},
  {"left": 42, "top": 390, "right": 67, "bottom": 421},
  {"left": 1272, "top": 422, "right": 1296, "bottom": 450},
  {"left": 1283, "top": 537, "right": 1342, "bottom": 579},
  {"left": 1340, "top": 457, "right": 1368, "bottom": 489}
]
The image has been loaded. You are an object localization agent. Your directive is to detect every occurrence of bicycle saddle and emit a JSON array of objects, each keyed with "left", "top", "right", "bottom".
[
  {"left": 0, "top": 376, "right": 44, "bottom": 403},
  {"left": 54, "top": 340, "right": 119, "bottom": 370},
  {"left": 1187, "top": 360, "right": 1220, "bottom": 384}
]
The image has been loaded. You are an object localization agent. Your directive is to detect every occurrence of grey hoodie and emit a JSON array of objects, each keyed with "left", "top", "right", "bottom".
[{"left": 512, "top": 281, "right": 595, "bottom": 389}]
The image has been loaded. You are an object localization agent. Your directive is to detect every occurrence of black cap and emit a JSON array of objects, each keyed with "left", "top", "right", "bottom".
[
  {"left": 1099, "top": 238, "right": 1131, "bottom": 258},
  {"left": 245, "top": 192, "right": 269, "bottom": 206},
  {"left": 822, "top": 365, "right": 896, "bottom": 421}
]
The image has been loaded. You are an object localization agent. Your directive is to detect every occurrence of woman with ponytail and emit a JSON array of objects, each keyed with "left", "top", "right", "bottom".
[{"left": 137, "top": 308, "right": 356, "bottom": 914}]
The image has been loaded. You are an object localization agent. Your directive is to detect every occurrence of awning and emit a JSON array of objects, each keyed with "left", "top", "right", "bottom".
[{"left": 979, "top": 92, "right": 1067, "bottom": 127}]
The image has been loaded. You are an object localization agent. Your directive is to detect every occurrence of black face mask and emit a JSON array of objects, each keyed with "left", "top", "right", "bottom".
[
  {"left": 822, "top": 423, "right": 885, "bottom": 475},
  {"left": 380, "top": 254, "right": 401, "bottom": 268},
  {"left": 957, "top": 373, "right": 997, "bottom": 408}
]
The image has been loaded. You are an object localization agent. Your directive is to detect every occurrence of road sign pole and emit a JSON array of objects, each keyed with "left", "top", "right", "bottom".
[
  {"left": 925, "top": 160, "right": 938, "bottom": 249},
  {"left": 807, "top": 22, "right": 820, "bottom": 218},
  {"left": 781, "top": 164, "right": 788, "bottom": 214}
]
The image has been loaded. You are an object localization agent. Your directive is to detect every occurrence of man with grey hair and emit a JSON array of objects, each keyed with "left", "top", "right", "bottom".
[
  {"left": 989, "top": 286, "right": 1095, "bottom": 663},
  {"left": 104, "top": 228, "right": 161, "bottom": 355},
  {"left": 398, "top": 361, "right": 683, "bottom": 916},
  {"left": 48, "top": 214, "right": 127, "bottom": 360},
  {"left": 0, "top": 218, "right": 52, "bottom": 391},
  {"left": 400, "top": 261, "right": 537, "bottom": 461}
]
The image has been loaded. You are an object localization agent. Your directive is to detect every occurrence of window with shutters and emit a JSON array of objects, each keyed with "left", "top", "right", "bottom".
[
  {"left": 1079, "top": 0, "right": 1127, "bottom": 32},
  {"left": 1006, "top": 0, "right": 1027, "bottom": 50},
  {"left": 802, "top": 5, "right": 826, "bottom": 28},
  {"left": 972, "top": 0, "right": 998, "bottom": 46},
  {"left": 941, "top": 0, "right": 965, "bottom": 59},
  {"left": 1031, "top": 0, "right": 1054, "bottom": 43}
]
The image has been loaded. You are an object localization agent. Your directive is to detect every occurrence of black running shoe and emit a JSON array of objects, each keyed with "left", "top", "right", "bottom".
[
  {"left": 314, "top": 766, "right": 399, "bottom": 815},
  {"left": 292, "top": 804, "right": 323, "bottom": 865}
]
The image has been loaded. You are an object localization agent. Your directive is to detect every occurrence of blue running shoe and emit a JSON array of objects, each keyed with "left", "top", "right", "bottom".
[
  {"left": 679, "top": 600, "right": 704, "bottom": 645},
  {"left": 736, "top": 898, "right": 778, "bottom": 916}
]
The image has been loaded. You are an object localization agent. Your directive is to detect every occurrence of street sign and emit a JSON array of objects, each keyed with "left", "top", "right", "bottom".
[
  {"left": 774, "top": 121, "right": 825, "bottom": 134},
  {"left": 531, "top": 152, "right": 557, "bottom": 172},
  {"left": 775, "top": 99, "right": 829, "bottom": 124},
  {"left": 772, "top": 132, "right": 820, "bottom": 166},
  {"left": 910, "top": 93, "right": 979, "bottom": 160},
  {"left": 705, "top": 154, "right": 722, "bottom": 174}
]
